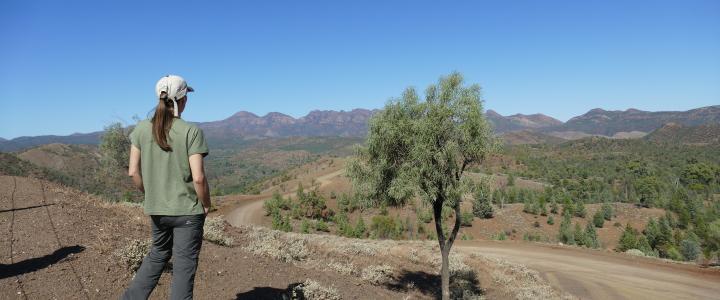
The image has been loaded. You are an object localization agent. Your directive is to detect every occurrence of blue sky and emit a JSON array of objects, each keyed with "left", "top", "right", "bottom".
[{"left": 1, "top": 0, "right": 718, "bottom": 139}]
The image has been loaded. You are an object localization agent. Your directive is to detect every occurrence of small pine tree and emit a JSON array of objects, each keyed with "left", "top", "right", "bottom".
[
  {"left": 573, "top": 223, "right": 586, "bottom": 246},
  {"left": 558, "top": 213, "right": 574, "bottom": 244},
  {"left": 354, "top": 217, "right": 366, "bottom": 238},
  {"left": 584, "top": 222, "right": 600, "bottom": 248},
  {"left": 617, "top": 224, "right": 639, "bottom": 252},
  {"left": 592, "top": 211, "right": 605, "bottom": 228},
  {"left": 575, "top": 201, "right": 587, "bottom": 218},
  {"left": 601, "top": 202, "right": 613, "bottom": 221}
]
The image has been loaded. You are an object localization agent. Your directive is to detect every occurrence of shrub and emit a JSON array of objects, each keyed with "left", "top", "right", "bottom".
[
  {"left": 370, "top": 215, "right": 401, "bottom": 239},
  {"left": 558, "top": 213, "right": 574, "bottom": 245},
  {"left": 617, "top": 224, "right": 639, "bottom": 252},
  {"left": 680, "top": 239, "right": 701, "bottom": 261},
  {"left": 547, "top": 216, "right": 554, "bottom": 225},
  {"left": 292, "top": 279, "right": 340, "bottom": 300},
  {"left": 354, "top": 217, "right": 367, "bottom": 238},
  {"left": 264, "top": 191, "right": 291, "bottom": 216},
  {"left": 460, "top": 210, "right": 474, "bottom": 227},
  {"left": 417, "top": 208, "right": 433, "bottom": 223},
  {"left": 575, "top": 201, "right": 587, "bottom": 218},
  {"left": 315, "top": 220, "right": 330, "bottom": 232},
  {"left": 472, "top": 181, "right": 494, "bottom": 218},
  {"left": 203, "top": 217, "right": 234, "bottom": 246},
  {"left": 492, "top": 231, "right": 507, "bottom": 241},
  {"left": 300, "top": 219, "right": 311, "bottom": 234},
  {"left": 584, "top": 222, "right": 600, "bottom": 248},
  {"left": 592, "top": 211, "right": 605, "bottom": 228},
  {"left": 116, "top": 239, "right": 151, "bottom": 272},
  {"left": 601, "top": 202, "right": 614, "bottom": 220},
  {"left": 272, "top": 211, "right": 293, "bottom": 232},
  {"left": 549, "top": 200, "right": 559, "bottom": 214},
  {"left": 361, "top": 265, "right": 394, "bottom": 285},
  {"left": 573, "top": 223, "right": 585, "bottom": 246}
]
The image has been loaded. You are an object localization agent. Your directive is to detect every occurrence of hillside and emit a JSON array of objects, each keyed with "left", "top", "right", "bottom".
[
  {"left": 486, "top": 110, "right": 562, "bottom": 133},
  {"left": 645, "top": 122, "right": 720, "bottom": 145},
  {"left": 499, "top": 130, "right": 567, "bottom": 145},
  {"left": 545, "top": 105, "right": 720, "bottom": 137}
]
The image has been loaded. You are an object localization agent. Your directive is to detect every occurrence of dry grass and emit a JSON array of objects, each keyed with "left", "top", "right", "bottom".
[
  {"left": 291, "top": 279, "right": 341, "bottom": 300},
  {"left": 327, "top": 261, "right": 357, "bottom": 276},
  {"left": 243, "top": 227, "right": 309, "bottom": 262}
]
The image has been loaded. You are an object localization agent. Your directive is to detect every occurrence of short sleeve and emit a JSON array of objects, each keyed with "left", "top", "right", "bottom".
[
  {"left": 187, "top": 126, "right": 209, "bottom": 157},
  {"left": 129, "top": 126, "right": 141, "bottom": 149}
]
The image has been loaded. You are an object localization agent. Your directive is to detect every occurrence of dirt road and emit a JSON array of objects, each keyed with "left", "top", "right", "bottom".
[{"left": 456, "top": 240, "right": 720, "bottom": 300}]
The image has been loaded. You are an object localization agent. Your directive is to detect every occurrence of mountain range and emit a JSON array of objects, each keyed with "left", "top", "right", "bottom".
[{"left": 1, "top": 105, "right": 718, "bottom": 152}]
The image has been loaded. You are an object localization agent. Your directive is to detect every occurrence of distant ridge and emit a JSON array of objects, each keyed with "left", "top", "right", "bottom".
[{"left": 2, "top": 105, "right": 719, "bottom": 151}]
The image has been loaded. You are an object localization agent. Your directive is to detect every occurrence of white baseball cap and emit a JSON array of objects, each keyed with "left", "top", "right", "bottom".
[{"left": 155, "top": 75, "right": 193, "bottom": 117}]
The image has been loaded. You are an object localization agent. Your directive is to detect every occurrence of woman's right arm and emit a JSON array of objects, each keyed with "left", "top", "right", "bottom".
[{"left": 189, "top": 153, "right": 211, "bottom": 215}]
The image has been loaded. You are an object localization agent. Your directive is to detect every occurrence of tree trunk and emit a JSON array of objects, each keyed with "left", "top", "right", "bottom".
[
  {"left": 440, "top": 245, "right": 450, "bottom": 300},
  {"left": 433, "top": 198, "right": 463, "bottom": 300}
]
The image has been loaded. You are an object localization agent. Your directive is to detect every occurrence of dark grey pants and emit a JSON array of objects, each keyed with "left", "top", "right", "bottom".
[{"left": 122, "top": 214, "right": 205, "bottom": 300}]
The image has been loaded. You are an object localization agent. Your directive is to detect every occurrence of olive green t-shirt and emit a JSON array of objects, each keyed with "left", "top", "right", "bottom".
[{"left": 129, "top": 119, "right": 209, "bottom": 216}]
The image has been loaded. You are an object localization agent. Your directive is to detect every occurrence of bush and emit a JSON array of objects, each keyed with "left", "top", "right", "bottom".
[
  {"left": 264, "top": 191, "right": 290, "bottom": 216},
  {"left": 617, "top": 224, "right": 639, "bottom": 252},
  {"left": 547, "top": 215, "right": 555, "bottom": 225},
  {"left": 472, "top": 181, "right": 494, "bottom": 218},
  {"left": 549, "top": 200, "right": 559, "bottom": 214},
  {"left": 315, "top": 220, "right": 330, "bottom": 232},
  {"left": 460, "top": 210, "right": 474, "bottom": 227},
  {"left": 300, "top": 219, "right": 311, "bottom": 234},
  {"left": 523, "top": 232, "right": 544, "bottom": 242},
  {"left": 558, "top": 213, "right": 574, "bottom": 245},
  {"left": 115, "top": 239, "right": 151, "bottom": 272},
  {"left": 272, "top": 210, "right": 293, "bottom": 232},
  {"left": 292, "top": 279, "right": 340, "bottom": 300},
  {"left": 680, "top": 239, "right": 701, "bottom": 261},
  {"left": 592, "top": 211, "right": 605, "bottom": 228},
  {"left": 417, "top": 208, "right": 433, "bottom": 223},
  {"left": 370, "top": 215, "right": 400, "bottom": 239},
  {"left": 575, "top": 201, "right": 587, "bottom": 218},
  {"left": 601, "top": 202, "right": 614, "bottom": 220},
  {"left": 203, "top": 216, "right": 234, "bottom": 246},
  {"left": 492, "top": 231, "right": 507, "bottom": 241},
  {"left": 354, "top": 217, "right": 367, "bottom": 238},
  {"left": 584, "top": 222, "right": 600, "bottom": 248},
  {"left": 361, "top": 265, "right": 394, "bottom": 285}
]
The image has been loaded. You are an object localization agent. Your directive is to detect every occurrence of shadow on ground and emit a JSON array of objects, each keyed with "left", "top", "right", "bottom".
[
  {"left": 384, "top": 269, "right": 484, "bottom": 299},
  {"left": 0, "top": 245, "right": 85, "bottom": 279},
  {"left": 235, "top": 282, "right": 302, "bottom": 300}
]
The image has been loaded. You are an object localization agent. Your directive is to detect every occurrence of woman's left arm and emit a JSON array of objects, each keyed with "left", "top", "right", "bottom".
[{"left": 128, "top": 145, "right": 144, "bottom": 193}]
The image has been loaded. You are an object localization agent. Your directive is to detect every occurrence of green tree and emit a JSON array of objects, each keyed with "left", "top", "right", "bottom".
[
  {"left": 592, "top": 210, "right": 605, "bottom": 228},
  {"left": 558, "top": 213, "right": 574, "bottom": 245},
  {"left": 584, "top": 221, "right": 600, "bottom": 248},
  {"left": 472, "top": 177, "right": 493, "bottom": 218},
  {"left": 98, "top": 122, "right": 131, "bottom": 200},
  {"left": 601, "top": 202, "right": 614, "bottom": 221},
  {"left": 617, "top": 224, "right": 639, "bottom": 252},
  {"left": 347, "top": 73, "right": 496, "bottom": 299},
  {"left": 681, "top": 162, "right": 716, "bottom": 200}
]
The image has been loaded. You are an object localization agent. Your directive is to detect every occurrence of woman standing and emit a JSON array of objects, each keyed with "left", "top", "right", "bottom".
[{"left": 122, "top": 75, "right": 211, "bottom": 300}]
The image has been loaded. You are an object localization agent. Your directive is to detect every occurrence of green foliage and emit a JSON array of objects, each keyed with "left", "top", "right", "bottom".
[
  {"left": 296, "top": 184, "right": 327, "bottom": 219},
  {"left": 584, "top": 222, "right": 600, "bottom": 248},
  {"left": 592, "top": 210, "right": 605, "bottom": 228},
  {"left": 575, "top": 200, "right": 587, "bottom": 218},
  {"left": 300, "top": 219, "right": 311, "bottom": 234},
  {"left": 601, "top": 202, "right": 614, "bottom": 221},
  {"left": 354, "top": 216, "right": 367, "bottom": 238},
  {"left": 680, "top": 239, "right": 701, "bottom": 261},
  {"left": 549, "top": 200, "right": 559, "bottom": 214},
  {"left": 547, "top": 215, "right": 555, "bottom": 225},
  {"left": 492, "top": 231, "right": 507, "bottom": 241},
  {"left": 617, "top": 224, "right": 639, "bottom": 252},
  {"left": 417, "top": 207, "right": 433, "bottom": 224},
  {"left": 558, "top": 213, "right": 574, "bottom": 245},
  {"left": 271, "top": 210, "right": 292, "bottom": 232},
  {"left": 264, "top": 191, "right": 291, "bottom": 216},
  {"left": 315, "top": 219, "right": 330, "bottom": 232},
  {"left": 472, "top": 178, "right": 494, "bottom": 218},
  {"left": 460, "top": 210, "right": 474, "bottom": 227},
  {"left": 370, "top": 215, "right": 401, "bottom": 239},
  {"left": 523, "top": 232, "right": 545, "bottom": 242}
]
